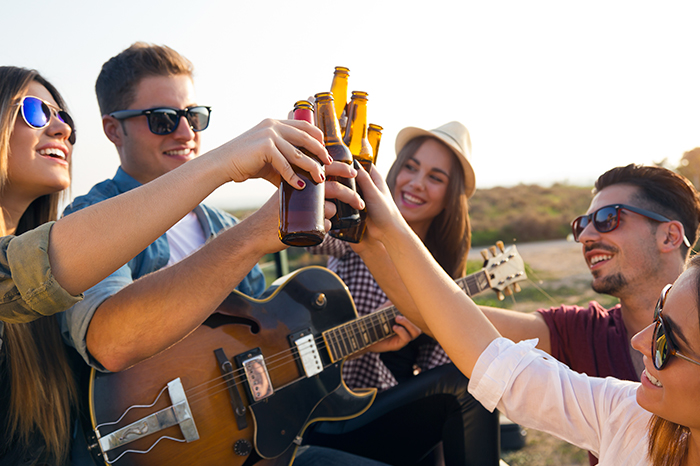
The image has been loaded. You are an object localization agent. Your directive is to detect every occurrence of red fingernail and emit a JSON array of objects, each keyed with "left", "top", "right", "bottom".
[
  {"left": 327, "top": 155, "right": 333, "bottom": 164},
  {"left": 320, "top": 173, "right": 325, "bottom": 181},
  {"left": 297, "top": 180, "right": 305, "bottom": 188}
]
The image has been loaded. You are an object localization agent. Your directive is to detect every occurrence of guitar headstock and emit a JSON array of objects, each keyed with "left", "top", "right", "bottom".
[{"left": 480, "top": 241, "right": 527, "bottom": 300}]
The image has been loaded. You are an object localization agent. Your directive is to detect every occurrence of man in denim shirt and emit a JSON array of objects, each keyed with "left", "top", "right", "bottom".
[{"left": 58, "top": 43, "right": 268, "bottom": 373}]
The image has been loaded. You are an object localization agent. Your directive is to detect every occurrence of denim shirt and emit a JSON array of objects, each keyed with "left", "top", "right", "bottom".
[{"left": 57, "top": 168, "right": 265, "bottom": 370}]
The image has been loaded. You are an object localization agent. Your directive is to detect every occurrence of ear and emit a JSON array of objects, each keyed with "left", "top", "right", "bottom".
[
  {"left": 658, "top": 221, "right": 687, "bottom": 253},
  {"left": 102, "top": 115, "right": 123, "bottom": 146}
]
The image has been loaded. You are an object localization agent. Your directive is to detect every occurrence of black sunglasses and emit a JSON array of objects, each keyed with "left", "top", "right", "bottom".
[
  {"left": 652, "top": 284, "right": 700, "bottom": 370},
  {"left": 571, "top": 203, "right": 691, "bottom": 247},
  {"left": 15, "top": 96, "right": 76, "bottom": 145},
  {"left": 109, "top": 106, "right": 212, "bottom": 135}
]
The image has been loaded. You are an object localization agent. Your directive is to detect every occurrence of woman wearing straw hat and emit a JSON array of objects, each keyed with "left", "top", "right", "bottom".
[{"left": 307, "top": 121, "right": 499, "bottom": 465}]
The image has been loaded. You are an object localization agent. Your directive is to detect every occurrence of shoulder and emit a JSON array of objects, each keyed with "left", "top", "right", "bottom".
[{"left": 64, "top": 178, "right": 122, "bottom": 215}]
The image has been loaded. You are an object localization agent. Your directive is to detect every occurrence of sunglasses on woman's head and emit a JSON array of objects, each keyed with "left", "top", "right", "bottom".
[
  {"left": 15, "top": 96, "right": 76, "bottom": 145},
  {"left": 571, "top": 204, "right": 691, "bottom": 247},
  {"left": 109, "top": 106, "right": 212, "bottom": 136},
  {"left": 652, "top": 284, "right": 700, "bottom": 370}
]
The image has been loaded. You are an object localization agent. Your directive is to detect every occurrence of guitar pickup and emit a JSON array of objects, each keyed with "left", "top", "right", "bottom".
[
  {"left": 235, "top": 349, "right": 274, "bottom": 402},
  {"left": 290, "top": 330, "right": 323, "bottom": 378}
]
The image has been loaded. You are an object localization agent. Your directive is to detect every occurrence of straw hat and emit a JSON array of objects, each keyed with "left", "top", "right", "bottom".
[{"left": 395, "top": 121, "right": 475, "bottom": 198}]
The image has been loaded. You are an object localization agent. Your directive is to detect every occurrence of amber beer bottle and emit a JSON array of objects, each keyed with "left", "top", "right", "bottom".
[
  {"left": 367, "top": 123, "right": 383, "bottom": 164},
  {"left": 337, "top": 91, "right": 373, "bottom": 243},
  {"left": 330, "top": 66, "right": 350, "bottom": 137},
  {"left": 314, "top": 92, "right": 360, "bottom": 233},
  {"left": 344, "top": 92, "right": 373, "bottom": 170},
  {"left": 278, "top": 100, "right": 325, "bottom": 246}
]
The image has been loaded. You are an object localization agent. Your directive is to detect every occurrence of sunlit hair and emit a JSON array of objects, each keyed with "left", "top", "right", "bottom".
[
  {"left": 386, "top": 136, "right": 471, "bottom": 278},
  {"left": 594, "top": 164, "right": 700, "bottom": 258},
  {"left": 645, "top": 253, "right": 700, "bottom": 465},
  {"left": 0, "top": 66, "right": 77, "bottom": 464},
  {"left": 95, "top": 42, "right": 194, "bottom": 116}
]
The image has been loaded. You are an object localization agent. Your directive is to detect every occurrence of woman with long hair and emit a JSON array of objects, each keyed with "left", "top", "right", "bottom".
[
  {"left": 357, "top": 162, "right": 700, "bottom": 466},
  {"left": 0, "top": 65, "right": 356, "bottom": 465},
  {"left": 307, "top": 122, "right": 500, "bottom": 466}
]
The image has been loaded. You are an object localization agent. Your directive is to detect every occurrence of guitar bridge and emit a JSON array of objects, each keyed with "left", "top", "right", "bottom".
[{"left": 94, "top": 378, "right": 199, "bottom": 461}]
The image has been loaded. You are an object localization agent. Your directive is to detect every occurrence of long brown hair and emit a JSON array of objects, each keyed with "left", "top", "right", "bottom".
[
  {"left": 0, "top": 66, "right": 77, "bottom": 465},
  {"left": 646, "top": 253, "right": 700, "bottom": 466},
  {"left": 386, "top": 135, "right": 471, "bottom": 278}
]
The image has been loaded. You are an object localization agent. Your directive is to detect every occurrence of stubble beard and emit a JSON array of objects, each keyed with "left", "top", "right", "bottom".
[{"left": 591, "top": 271, "right": 628, "bottom": 296}]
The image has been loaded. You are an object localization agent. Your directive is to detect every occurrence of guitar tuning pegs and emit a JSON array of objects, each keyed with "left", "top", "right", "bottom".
[
  {"left": 503, "top": 287, "right": 513, "bottom": 297},
  {"left": 489, "top": 246, "right": 497, "bottom": 257},
  {"left": 496, "top": 240, "right": 504, "bottom": 252},
  {"left": 481, "top": 250, "right": 489, "bottom": 261},
  {"left": 512, "top": 283, "right": 521, "bottom": 293},
  {"left": 496, "top": 290, "right": 505, "bottom": 301}
]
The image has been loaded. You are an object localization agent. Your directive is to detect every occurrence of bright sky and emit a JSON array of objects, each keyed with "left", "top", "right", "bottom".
[{"left": 3, "top": 1, "right": 700, "bottom": 210}]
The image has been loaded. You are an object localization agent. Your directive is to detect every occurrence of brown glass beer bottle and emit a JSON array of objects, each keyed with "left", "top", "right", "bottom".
[
  {"left": 337, "top": 91, "right": 373, "bottom": 243},
  {"left": 314, "top": 92, "right": 361, "bottom": 233},
  {"left": 330, "top": 66, "right": 350, "bottom": 137},
  {"left": 278, "top": 100, "right": 325, "bottom": 246},
  {"left": 368, "top": 123, "right": 383, "bottom": 164}
]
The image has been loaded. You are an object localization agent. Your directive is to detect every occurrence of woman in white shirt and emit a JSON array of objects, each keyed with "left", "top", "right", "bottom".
[{"left": 355, "top": 164, "right": 700, "bottom": 466}]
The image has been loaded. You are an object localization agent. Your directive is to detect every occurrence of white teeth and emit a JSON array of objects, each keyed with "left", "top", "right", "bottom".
[
  {"left": 402, "top": 192, "right": 424, "bottom": 205},
  {"left": 644, "top": 370, "right": 663, "bottom": 387},
  {"left": 590, "top": 255, "right": 612, "bottom": 265},
  {"left": 38, "top": 148, "right": 66, "bottom": 159},
  {"left": 165, "top": 149, "right": 191, "bottom": 156}
]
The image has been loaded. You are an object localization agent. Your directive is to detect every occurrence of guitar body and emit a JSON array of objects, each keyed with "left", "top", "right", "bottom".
[{"left": 86, "top": 266, "right": 376, "bottom": 466}]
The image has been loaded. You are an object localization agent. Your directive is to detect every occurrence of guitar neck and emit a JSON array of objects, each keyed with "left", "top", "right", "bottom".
[{"left": 322, "top": 269, "right": 491, "bottom": 362}]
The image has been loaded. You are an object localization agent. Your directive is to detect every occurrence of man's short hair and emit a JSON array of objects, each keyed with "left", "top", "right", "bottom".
[
  {"left": 594, "top": 164, "right": 700, "bottom": 257},
  {"left": 95, "top": 42, "right": 194, "bottom": 116}
]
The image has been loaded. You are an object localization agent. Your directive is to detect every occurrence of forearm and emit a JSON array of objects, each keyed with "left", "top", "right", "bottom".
[
  {"left": 480, "top": 306, "right": 551, "bottom": 353},
  {"left": 49, "top": 154, "right": 229, "bottom": 295},
  {"left": 86, "top": 214, "right": 271, "bottom": 372},
  {"left": 377, "top": 222, "right": 500, "bottom": 378},
  {"left": 355, "top": 243, "right": 431, "bottom": 335}
]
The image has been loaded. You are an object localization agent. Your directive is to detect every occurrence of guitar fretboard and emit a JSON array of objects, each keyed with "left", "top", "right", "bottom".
[{"left": 322, "top": 269, "right": 491, "bottom": 362}]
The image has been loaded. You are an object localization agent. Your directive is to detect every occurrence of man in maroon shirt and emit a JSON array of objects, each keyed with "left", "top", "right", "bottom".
[
  {"left": 472, "top": 164, "right": 700, "bottom": 463},
  {"left": 365, "top": 163, "right": 700, "bottom": 464}
]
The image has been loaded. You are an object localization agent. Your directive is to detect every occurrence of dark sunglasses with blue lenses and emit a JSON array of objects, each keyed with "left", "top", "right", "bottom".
[
  {"left": 16, "top": 96, "right": 76, "bottom": 145},
  {"left": 571, "top": 203, "right": 691, "bottom": 247},
  {"left": 109, "top": 106, "right": 212, "bottom": 135},
  {"left": 652, "top": 284, "right": 700, "bottom": 370}
]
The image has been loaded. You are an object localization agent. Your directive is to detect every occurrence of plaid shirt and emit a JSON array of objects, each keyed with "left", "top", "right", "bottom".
[{"left": 310, "top": 237, "right": 452, "bottom": 391}]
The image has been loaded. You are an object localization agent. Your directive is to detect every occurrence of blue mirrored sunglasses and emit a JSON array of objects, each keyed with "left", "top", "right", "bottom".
[{"left": 15, "top": 96, "right": 76, "bottom": 145}]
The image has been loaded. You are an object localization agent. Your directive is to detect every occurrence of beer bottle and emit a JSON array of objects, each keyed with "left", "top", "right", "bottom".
[
  {"left": 343, "top": 91, "right": 373, "bottom": 171},
  {"left": 330, "top": 66, "right": 350, "bottom": 137},
  {"left": 314, "top": 92, "right": 361, "bottom": 233},
  {"left": 337, "top": 91, "right": 373, "bottom": 243},
  {"left": 368, "top": 123, "right": 383, "bottom": 164},
  {"left": 278, "top": 100, "right": 326, "bottom": 247}
]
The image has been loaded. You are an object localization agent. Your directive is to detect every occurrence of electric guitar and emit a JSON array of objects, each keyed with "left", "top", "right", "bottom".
[{"left": 85, "top": 243, "right": 525, "bottom": 466}]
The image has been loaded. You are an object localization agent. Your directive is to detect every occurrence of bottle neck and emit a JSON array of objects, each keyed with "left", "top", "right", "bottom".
[{"left": 316, "top": 99, "right": 344, "bottom": 145}]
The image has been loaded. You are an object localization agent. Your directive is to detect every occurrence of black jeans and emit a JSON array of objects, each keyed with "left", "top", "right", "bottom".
[{"left": 304, "top": 363, "right": 500, "bottom": 466}]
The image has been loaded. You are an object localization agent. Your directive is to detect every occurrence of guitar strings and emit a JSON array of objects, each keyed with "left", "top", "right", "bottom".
[{"left": 179, "top": 310, "right": 401, "bottom": 407}]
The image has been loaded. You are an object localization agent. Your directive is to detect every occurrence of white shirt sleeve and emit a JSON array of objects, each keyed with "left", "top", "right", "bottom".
[{"left": 468, "top": 338, "right": 651, "bottom": 464}]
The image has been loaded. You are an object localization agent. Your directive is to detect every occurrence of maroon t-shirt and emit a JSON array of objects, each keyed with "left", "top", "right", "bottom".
[
  {"left": 537, "top": 301, "right": 639, "bottom": 382},
  {"left": 537, "top": 302, "right": 640, "bottom": 465}
]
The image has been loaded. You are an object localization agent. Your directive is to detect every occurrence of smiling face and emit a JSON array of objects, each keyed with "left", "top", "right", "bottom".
[
  {"left": 631, "top": 268, "right": 700, "bottom": 430},
  {"left": 391, "top": 138, "right": 454, "bottom": 239},
  {"left": 6, "top": 81, "right": 72, "bottom": 204},
  {"left": 111, "top": 74, "right": 200, "bottom": 184},
  {"left": 577, "top": 184, "right": 664, "bottom": 296}
]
